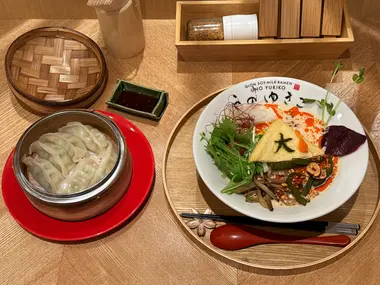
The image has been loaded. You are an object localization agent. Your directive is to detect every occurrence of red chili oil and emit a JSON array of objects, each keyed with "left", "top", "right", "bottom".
[
  {"left": 265, "top": 104, "right": 283, "bottom": 119},
  {"left": 115, "top": 90, "right": 158, "bottom": 113},
  {"left": 287, "top": 156, "right": 339, "bottom": 193},
  {"left": 255, "top": 122, "right": 269, "bottom": 134}
]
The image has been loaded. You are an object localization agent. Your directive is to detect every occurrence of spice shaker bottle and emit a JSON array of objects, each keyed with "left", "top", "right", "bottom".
[
  {"left": 89, "top": 0, "right": 145, "bottom": 58},
  {"left": 188, "top": 14, "right": 258, "bottom": 41}
]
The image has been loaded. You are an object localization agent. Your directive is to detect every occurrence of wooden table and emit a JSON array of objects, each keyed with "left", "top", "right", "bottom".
[{"left": 1, "top": 15, "right": 380, "bottom": 285}]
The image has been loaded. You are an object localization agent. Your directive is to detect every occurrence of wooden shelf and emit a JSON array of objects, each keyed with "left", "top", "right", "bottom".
[{"left": 175, "top": 0, "right": 354, "bottom": 62}]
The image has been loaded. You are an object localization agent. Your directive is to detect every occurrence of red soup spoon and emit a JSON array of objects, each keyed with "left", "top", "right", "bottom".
[{"left": 210, "top": 224, "right": 351, "bottom": 250}]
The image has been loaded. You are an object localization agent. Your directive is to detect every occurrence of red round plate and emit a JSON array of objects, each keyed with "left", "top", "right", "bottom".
[{"left": 1, "top": 110, "right": 155, "bottom": 242}]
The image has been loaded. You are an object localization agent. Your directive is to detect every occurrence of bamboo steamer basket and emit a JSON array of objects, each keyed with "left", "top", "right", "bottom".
[{"left": 5, "top": 27, "right": 108, "bottom": 114}]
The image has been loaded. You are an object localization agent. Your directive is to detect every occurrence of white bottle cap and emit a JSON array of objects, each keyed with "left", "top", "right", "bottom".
[{"left": 223, "top": 14, "right": 258, "bottom": 40}]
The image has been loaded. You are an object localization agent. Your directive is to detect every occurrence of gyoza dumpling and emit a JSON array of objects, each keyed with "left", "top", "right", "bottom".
[
  {"left": 89, "top": 143, "right": 118, "bottom": 186},
  {"left": 54, "top": 132, "right": 88, "bottom": 160},
  {"left": 22, "top": 156, "right": 64, "bottom": 193},
  {"left": 29, "top": 141, "right": 75, "bottom": 176},
  {"left": 59, "top": 122, "right": 104, "bottom": 155},
  {"left": 58, "top": 157, "right": 99, "bottom": 194},
  {"left": 39, "top": 132, "right": 88, "bottom": 162},
  {"left": 84, "top": 124, "right": 109, "bottom": 149}
]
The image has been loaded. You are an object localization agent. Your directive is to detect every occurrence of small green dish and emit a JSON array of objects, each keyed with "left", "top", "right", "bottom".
[{"left": 106, "top": 79, "right": 168, "bottom": 121}]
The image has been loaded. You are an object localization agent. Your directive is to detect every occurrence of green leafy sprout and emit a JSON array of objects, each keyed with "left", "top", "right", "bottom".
[
  {"left": 301, "top": 62, "right": 365, "bottom": 126},
  {"left": 352, "top": 68, "right": 365, "bottom": 84},
  {"left": 200, "top": 117, "right": 263, "bottom": 195}
]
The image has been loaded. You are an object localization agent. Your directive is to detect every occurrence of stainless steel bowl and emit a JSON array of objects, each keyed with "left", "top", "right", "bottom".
[{"left": 13, "top": 109, "right": 133, "bottom": 221}]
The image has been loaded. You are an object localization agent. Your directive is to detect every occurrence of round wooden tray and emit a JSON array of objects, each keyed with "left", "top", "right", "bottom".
[
  {"left": 163, "top": 89, "right": 380, "bottom": 273},
  {"left": 5, "top": 27, "right": 108, "bottom": 114}
]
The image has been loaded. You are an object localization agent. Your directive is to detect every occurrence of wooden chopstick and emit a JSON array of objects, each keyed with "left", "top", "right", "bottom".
[{"left": 180, "top": 213, "right": 359, "bottom": 236}]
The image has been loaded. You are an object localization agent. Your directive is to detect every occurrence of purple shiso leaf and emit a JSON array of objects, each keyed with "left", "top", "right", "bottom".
[{"left": 322, "top": 126, "right": 367, "bottom": 157}]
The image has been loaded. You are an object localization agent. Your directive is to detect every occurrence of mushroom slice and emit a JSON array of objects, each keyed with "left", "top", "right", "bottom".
[
  {"left": 307, "top": 162, "right": 321, "bottom": 177},
  {"left": 245, "top": 190, "right": 259, "bottom": 203},
  {"left": 264, "top": 194, "right": 274, "bottom": 212},
  {"left": 254, "top": 178, "right": 277, "bottom": 200},
  {"left": 257, "top": 190, "right": 269, "bottom": 210}
]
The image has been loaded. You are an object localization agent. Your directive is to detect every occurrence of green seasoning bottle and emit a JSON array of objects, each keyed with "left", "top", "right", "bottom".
[{"left": 187, "top": 14, "right": 258, "bottom": 41}]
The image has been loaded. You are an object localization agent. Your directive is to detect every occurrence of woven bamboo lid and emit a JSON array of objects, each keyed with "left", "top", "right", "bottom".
[{"left": 5, "top": 27, "right": 108, "bottom": 114}]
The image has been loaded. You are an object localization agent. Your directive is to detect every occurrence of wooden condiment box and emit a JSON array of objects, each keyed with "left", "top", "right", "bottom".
[{"left": 175, "top": 0, "right": 354, "bottom": 62}]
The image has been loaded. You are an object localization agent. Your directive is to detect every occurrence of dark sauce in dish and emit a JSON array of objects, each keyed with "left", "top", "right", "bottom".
[{"left": 115, "top": 91, "right": 158, "bottom": 113}]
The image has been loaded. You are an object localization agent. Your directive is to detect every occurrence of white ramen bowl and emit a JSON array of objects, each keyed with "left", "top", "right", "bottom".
[{"left": 193, "top": 77, "right": 369, "bottom": 223}]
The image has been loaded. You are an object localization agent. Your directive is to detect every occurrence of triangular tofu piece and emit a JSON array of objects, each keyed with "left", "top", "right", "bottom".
[{"left": 249, "top": 120, "right": 324, "bottom": 162}]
